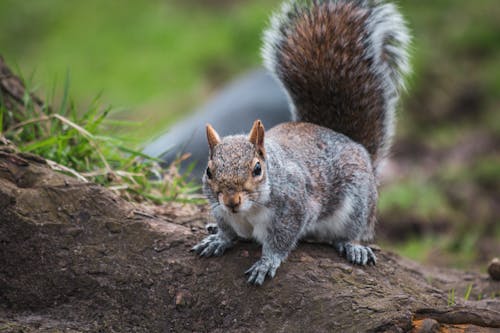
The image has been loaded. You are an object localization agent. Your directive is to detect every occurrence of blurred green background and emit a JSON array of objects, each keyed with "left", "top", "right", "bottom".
[{"left": 1, "top": 0, "right": 499, "bottom": 271}]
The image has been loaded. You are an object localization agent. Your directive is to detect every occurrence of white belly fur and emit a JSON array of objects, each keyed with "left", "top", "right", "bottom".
[
  {"left": 217, "top": 195, "right": 354, "bottom": 243},
  {"left": 222, "top": 207, "right": 273, "bottom": 243},
  {"left": 302, "top": 194, "right": 355, "bottom": 242}
]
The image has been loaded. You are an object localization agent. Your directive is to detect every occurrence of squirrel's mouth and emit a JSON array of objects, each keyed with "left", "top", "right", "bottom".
[
  {"left": 220, "top": 192, "right": 244, "bottom": 214},
  {"left": 227, "top": 206, "right": 239, "bottom": 214}
]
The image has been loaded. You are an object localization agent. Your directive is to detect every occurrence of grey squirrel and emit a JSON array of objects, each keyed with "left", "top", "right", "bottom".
[{"left": 192, "top": 0, "right": 410, "bottom": 285}]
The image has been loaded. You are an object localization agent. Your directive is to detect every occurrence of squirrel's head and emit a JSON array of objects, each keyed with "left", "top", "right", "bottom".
[{"left": 202, "top": 120, "right": 269, "bottom": 214}]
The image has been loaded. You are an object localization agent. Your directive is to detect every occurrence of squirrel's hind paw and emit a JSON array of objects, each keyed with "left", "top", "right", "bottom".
[
  {"left": 191, "top": 234, "right": 231, "bottom": 257},
  {"left": 335, "top": 242, "right": 376, "bottom": 266}
]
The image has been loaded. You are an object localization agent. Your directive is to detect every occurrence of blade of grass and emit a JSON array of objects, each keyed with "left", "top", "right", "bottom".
[
  {"left": 46, "top": 159, "right": 89, "bottom": 183},
  {"left": 115, "top": 144, "right": 163, "bottom": 162},
  {"left": 464, "top": 284, "right": 473, "bottom": 301},
  {"left": 53, "top": 114, "right": 93, "bottom": 138},
  {"left": 7, "top": 115, "right": 51, "bottom": 132},
  {"left": 22, "top": 136, "right": 59, "bottom": 152}
]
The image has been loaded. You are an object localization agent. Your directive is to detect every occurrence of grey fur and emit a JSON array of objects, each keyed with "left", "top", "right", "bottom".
[
  {"left": 196, "top": 123, "right": 378, "bottom": 284},
  {"left": 193, "top": 0, "right": 410, "bottom": 285}
]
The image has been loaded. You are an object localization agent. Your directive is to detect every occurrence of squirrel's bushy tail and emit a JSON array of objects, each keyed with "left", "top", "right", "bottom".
[{"left": 262, "top": 0, "right": 410, "bottom": 166}]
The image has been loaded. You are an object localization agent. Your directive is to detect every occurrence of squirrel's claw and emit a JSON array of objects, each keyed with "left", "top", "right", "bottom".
[
  {"left": 337, "top": 242, "right": 377, "bottom": 266},
  {"left": 245, "top": 256, "right": 281, "bottom": 286},
  {"left": 191, "top": 234, "right": 230, "bottom": 257}
]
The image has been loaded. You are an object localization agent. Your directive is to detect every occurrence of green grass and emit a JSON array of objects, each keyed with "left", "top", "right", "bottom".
[
  {"left": 0, "top": 74, "right": 201, "bottom": 204},
  {"left": 383, "top": 232, "right": 479, "bottom": 269},
  {"left": 448, "top": 288, "right": 456, "bottom": 306},
  {"left": 1, "top": 0, "right": 498, "bottom": 136},
  {"left": 463, "top": 283, "right": 473, "bottom": 301},
  {"left": 437, "top": 155, "right": 500, "bottom": 199},
  {"left": 0, "top": 0, "right": 279, "bottom": 140},
  {"left": 470, "top": 156, "right": 500, "bottom": 188},
  {"left": 1, "top": 0, "right": 498, "bottom": 142},
  {"left": 379, "top": 180, "right": 450, "bottom": 220},
  {"left": 385, "top": 236, "right": 438, "bottom": 263}
]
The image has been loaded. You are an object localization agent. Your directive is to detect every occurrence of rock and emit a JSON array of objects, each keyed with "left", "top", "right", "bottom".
[{"left": 488, "top": 258, "right": 500, "bottom": 281}]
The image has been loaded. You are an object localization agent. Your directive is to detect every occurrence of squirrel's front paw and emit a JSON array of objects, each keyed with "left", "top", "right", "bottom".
[
  {"left": 245, "top": 256, "right": 282, "bottom": 286},
  {"left": 191, "top": 234, "right": 231, "bottom": 257}
]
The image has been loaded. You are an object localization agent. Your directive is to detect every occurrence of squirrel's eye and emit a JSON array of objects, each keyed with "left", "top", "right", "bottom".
[
  {"left": 252, "top": 162, "right": 262, "bottom": 177},
  {"left": 206, "top": 167, "right": 212, "bottom": 180}
]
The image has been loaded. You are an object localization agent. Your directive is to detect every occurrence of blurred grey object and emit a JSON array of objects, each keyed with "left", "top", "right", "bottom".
[{"left": 143, "top": 69, "right": 291, "bottom": 181}]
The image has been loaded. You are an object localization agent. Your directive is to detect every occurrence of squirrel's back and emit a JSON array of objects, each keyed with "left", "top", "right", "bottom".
[{"left": 262, "top": 0, "right": 410, "bottom": 167}]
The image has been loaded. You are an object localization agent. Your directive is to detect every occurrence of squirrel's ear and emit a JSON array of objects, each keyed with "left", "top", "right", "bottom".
[
  {"left": 206, "top": 124, "right": 221, "bottom": 156},
  {"left": 248, "top": 119, "right": 266, "bottom": 157}
]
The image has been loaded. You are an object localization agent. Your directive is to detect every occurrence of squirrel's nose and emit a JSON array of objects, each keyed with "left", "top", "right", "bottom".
[{"left": 223, "top": 193, "right": 242, "bottom": 212}]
